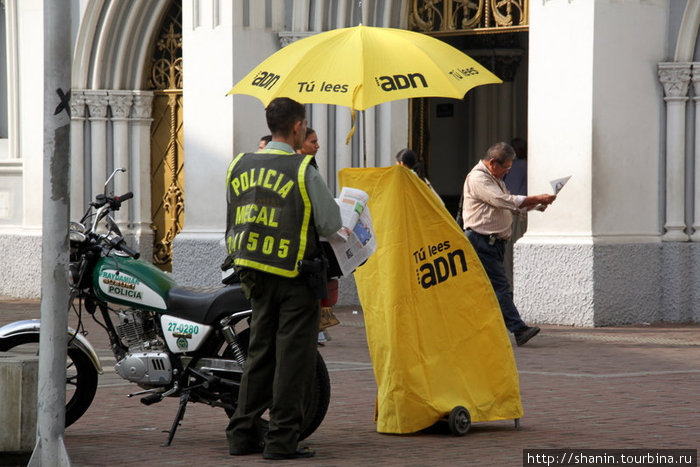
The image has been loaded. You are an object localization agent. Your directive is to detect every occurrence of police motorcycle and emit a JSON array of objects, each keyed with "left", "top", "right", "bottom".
[{"left": 0, "top": 169, "right": 331, "bottom": 445}]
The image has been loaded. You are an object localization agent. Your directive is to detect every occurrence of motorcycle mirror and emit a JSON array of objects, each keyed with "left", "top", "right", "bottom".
[
  {"left": 70, "top": 221, "right": 86, "bottom": 234},
  {"left": 104, "top": 168, "right": 126, "bottom": 196},
  {"left": 106, "top": 215, "right": 122, "bottom": 237}
]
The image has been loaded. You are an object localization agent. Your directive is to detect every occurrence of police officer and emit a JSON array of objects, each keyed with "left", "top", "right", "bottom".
[{"left": 225, "top": 98, "right": 341, "bottom": 460}]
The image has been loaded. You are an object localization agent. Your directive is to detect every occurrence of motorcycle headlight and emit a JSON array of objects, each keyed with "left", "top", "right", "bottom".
[
  {"left": 70, "top": 230, "right": 87, "bottom": 243},
  {"left": 69, "top": 232, "right": 87, "bottom": 262}
]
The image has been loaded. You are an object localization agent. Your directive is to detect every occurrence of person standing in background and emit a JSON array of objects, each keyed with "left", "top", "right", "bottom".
[
  {"left": 298, "top": 128, "right": 319, "bottom": 160},
  {"left": 258, "top": 134, "right": 272, "bottom": 150},
  {"left": 395, "top": 148, "right": 443, "bottom": 203},
  {"left": 461, "top": 142, "right": 556, "bottom": 346},
  {"left": 503, "top": 137, "right": 528, "bottom": 287},
  {"left": 296, "top": 127, "right": 338, "bottom": 345}
]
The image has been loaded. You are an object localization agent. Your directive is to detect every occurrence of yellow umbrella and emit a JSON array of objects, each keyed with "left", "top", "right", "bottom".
[{"left": 228, "top": 25, "right": 501, "bottom": 111}]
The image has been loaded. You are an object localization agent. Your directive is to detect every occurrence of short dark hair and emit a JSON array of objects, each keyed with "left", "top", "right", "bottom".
[
  {"left": 305, "top": 127, "right": 316, "bottom": 139},
  {"left": 395, "top": 148, "right": 426, "bottom": 180},
  {"left": 260, "top": 134, "right": 272, "bottom": 144},
  {"left": 266, "top": 98, "right": 306, "bottom": 137},
  {"left": 395, "top": 148, "right": 418, "bottom": 169},
  {"left": 483, "top": 142, "right": 516, "bottom": 165}
]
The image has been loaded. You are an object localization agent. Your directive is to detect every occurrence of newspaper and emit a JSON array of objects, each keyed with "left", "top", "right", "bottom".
[
  {"left": 324, "top": 187, "right": 377, "bottom": 276},
  {"left": 550, "top": 175, "right": 571, "bottom": 194},
  {"left": 534, "top": 175, "right": 571, "bottom": 211},
  {"left": 335, "top": 187, "right": 370, "bottom": 241}
]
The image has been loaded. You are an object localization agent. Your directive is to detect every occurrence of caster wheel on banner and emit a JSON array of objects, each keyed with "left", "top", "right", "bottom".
[{"left": 448, "top": 406, "right": 471, "bottom": 436}]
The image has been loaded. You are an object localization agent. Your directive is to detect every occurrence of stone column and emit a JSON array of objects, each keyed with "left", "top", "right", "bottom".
[
  {"left": 379, "top": 102, "right": 393, "bottom": 167},
  {"left": 84, "top": 90, "right": 109, "bottom": 200},
  {"left": 130, "top": 91, "right": 154, "bottom": 261},
  {"left": 69, "top": 90, "right": 86, "bottom": 218},
  {"left": 311, "top": 103, "right": 329, "bottom": 181},
  {"left": 335, "top": 108, "right": 353, "bottom": 174},
  {"left": 363, "top": 107, "right": 376, "bottom": 168},
  {"left": 691, "top": 63, "right": 700, "bottom": 242},
  {"left": 175, "top": 0, "right": 233, "bottom": 286},
  {"left": 658, "top": 63, "right": 691, "bottom": 242},
  {"left": 108, "top": 91, "right": 134, "bottom": 232}
]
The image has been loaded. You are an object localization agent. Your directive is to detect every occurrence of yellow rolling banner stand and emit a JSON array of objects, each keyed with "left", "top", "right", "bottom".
[{"left": 338, "top": 166, "right": 523, "bottom": 434}]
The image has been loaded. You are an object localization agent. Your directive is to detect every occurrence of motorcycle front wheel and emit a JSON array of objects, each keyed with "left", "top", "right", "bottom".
[
  {"left": 222, "top": 328, "right": 331, "bottom": 441},
  {"left": 0, "top": 333, "right": 99, "bottom": 427}
]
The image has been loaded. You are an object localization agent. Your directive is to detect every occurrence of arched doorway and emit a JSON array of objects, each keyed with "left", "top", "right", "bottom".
[
  {"left": 148, "top": 2, "right": 184, "bottom": 271},
  {"left": 71, "top": 0, "right": 177, "bottom": 263},
  {"left": 407, "top": 1, "right": 529, "bottom": 216}
]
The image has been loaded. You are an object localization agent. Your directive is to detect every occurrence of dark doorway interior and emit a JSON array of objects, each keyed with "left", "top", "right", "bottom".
[{"left": 411, "top": 32, "right": 529, "bottom": 217}]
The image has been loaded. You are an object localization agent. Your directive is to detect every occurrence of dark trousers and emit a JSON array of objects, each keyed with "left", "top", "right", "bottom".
[
  {"left": 226, "top": 269, "right": 320, "bottom": 456},
  {"left": 466, "top": 230, "right": 527, "bottom": 333}
]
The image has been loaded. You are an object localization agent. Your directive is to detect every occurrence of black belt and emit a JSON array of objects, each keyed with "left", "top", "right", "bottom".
[{"left": 466, "top": 229, "right": 506, "bottom": 245}]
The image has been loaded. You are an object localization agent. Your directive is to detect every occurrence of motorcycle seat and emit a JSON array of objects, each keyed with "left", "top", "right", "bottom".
[{"left": 166, "top": 285, "right": 251, "bottom": 325}]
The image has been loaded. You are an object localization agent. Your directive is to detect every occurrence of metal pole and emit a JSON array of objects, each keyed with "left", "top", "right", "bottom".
[
  {"left": 28, "top": 1, "right": 72, "bottom": 465},
  {"left": 362, "top": 110, "right": 367, "bottom": 167}
]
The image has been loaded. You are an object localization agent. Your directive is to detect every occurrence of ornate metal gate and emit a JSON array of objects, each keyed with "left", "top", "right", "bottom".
[
  {"left": 409, "top": 0, "right": 528, "bottom": 34},
  {"left": 149, "top": 3, "right": 183, "bottom": 271}
]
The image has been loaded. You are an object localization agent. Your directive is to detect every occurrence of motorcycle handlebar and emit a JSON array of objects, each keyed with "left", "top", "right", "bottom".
[
  {"left": 115, "top": 192, "right": 133, "bottom": 203},
  {"left": 88, "top": 192, "right": 135, "bottom": 235},
  {"left": 91, "top": 192, "right": 133, "bottom": 209},
  {"left": 109, "top": 236, "right": 140, "bottom": 260}
]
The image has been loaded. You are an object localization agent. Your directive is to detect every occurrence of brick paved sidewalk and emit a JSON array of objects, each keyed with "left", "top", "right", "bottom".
[{"left": 1, "top": 300, "right": 698, "bottom": 466}]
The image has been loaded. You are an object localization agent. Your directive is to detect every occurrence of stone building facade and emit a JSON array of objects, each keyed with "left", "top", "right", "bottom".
[{"left": 1, "top": 0, "right": 699, "bottom": 325}]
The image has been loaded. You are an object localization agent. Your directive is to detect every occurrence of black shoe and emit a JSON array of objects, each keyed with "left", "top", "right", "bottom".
[
  {"left": 515, "top": 326, "right": 540, "bottom": 346},
  {"left": 263, "top": 447, "right": 315, "bottom": 460},
  {"left": 229, "top": 444, "right": 264, "bottom": 456}
]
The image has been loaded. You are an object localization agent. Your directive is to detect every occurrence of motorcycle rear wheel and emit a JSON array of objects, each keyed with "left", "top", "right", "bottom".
[
  {"left": 0, "top": 333, "right": 99, "bottom": 427},
  {"left": 222, "top": 329, "right": 331, "bottom": 441}
]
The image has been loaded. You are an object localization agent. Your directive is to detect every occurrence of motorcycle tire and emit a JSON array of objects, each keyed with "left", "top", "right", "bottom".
[
  {"left": 0, "top": 333, "right": 99, "bottom": 427},
  {"left": 302, "top": 353, "right": 331, "bottom": 440},
  {"left": 222, "top": 328, "right": 331, "bottom": 441}
]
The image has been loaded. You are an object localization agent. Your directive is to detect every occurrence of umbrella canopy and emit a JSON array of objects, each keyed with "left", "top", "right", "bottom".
[{"left": 228, "top": 25, "right": 501, "bottom": 110}]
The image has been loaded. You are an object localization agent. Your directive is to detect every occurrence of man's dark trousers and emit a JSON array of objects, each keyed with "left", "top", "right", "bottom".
[
  {"left": 226, "top": 269, "right": 319, "bottom": 456},
  {"left": 466, "top": 230, "right": 527, "bottom": 333}
]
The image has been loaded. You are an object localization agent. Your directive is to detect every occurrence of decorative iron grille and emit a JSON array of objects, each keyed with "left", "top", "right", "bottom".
[
  {"left": 148, "top": 2, "right": 184, "bottom": 271},
  {"left": 409, "top": 0, "right": 528, "bottom": 35}
]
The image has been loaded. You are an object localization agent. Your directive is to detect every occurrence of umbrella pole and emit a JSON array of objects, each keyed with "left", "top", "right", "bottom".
[{"left": 362, "top": 110, "right": 367, "bottom": 167}]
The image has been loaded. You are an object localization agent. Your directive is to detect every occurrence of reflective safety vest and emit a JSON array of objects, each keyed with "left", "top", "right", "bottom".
[{"left": 225, "top": 150, "right": 317, "bottom": 278}]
